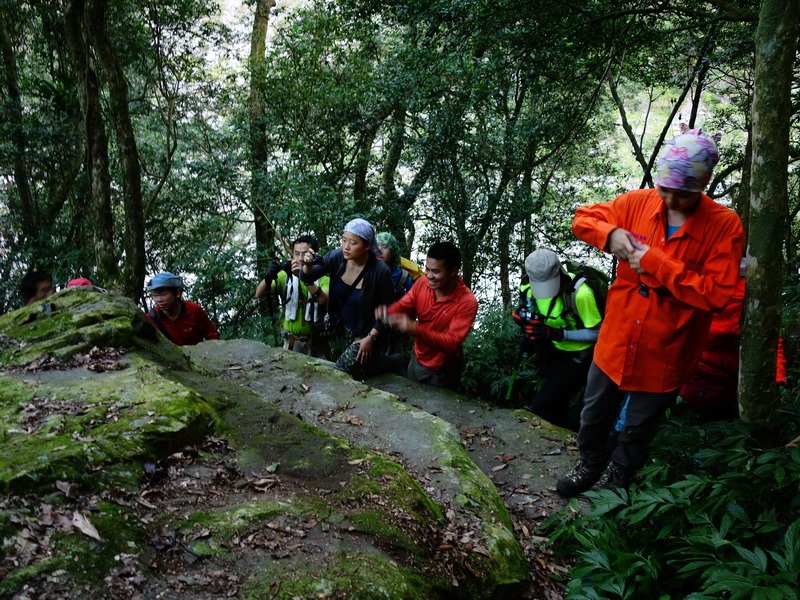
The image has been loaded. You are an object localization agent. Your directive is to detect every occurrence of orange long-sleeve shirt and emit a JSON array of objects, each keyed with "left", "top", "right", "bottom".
[
  {"left": 572, "top": 189, "right": 744, "bottom": 392},
  {"left": 387, "top": 276, "right": 478, "bottom": 371}
]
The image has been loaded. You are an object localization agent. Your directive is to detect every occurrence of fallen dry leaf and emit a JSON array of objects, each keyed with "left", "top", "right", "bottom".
[
  {"left": 56, "top": 480, "right": 77, "bottom": 498},
  {"left": 72, "top": 511, "right": 101, "bottom": 541},
  {"left": 343, "top": 414, "right": 363, "bottom": 426}
]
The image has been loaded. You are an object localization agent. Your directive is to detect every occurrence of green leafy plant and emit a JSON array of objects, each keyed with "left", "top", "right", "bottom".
[
  {"left": 461, "top": 303, "right": 543, "bottom": 405},
  {"left": 547, "top": 400, "right": 800, "bottom": 599}
]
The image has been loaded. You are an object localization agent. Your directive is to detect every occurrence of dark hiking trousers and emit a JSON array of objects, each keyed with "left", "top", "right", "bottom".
[
  {"left": 577, "top": 362, "right": 677, "bottom": 470},
  {"left": 529, "top": 347, "right": 593, "bottom": 429}
]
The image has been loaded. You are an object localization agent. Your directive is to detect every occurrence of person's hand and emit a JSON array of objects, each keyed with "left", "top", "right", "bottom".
[
  {"left": 300, "top": 250, "right": 316, "bottom": 274},
  {"left": 386, "top": 312, "right": 416, "bottom": 334},
  {"left": 629, "top": 245, "right": 650, "bottom": 274},
  {"left": 375, "top": 305, "right": 389, "bottom": 323},
  {"left": 356, "top": 336, "right": 373, "bottom": 363},
  {"left": 511, "top": 308, "right": 528, "bottom": 328},
  {"left": 607, "top": 229, "right": 640, "bottom": 261},
  {"left": 530, "top": 323, "right": 564, "bottom": 341},
  {"left": 265, "top": 258, "right": 282, "bottom": 280}
]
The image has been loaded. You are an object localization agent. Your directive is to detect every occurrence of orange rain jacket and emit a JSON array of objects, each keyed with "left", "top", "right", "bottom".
[{"left": 572, "top": 188, "right": 744, "bottom": 393}]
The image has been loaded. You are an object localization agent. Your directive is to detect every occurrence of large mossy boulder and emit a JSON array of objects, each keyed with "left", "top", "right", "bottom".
[{"left": 0, "top": 289, "right": 532, "bottom": 598}]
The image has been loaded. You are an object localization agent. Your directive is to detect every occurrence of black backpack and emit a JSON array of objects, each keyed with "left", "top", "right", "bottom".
[
  {"left": 394, "top": 269, "right": 410, "bottom": 299},
  {"left": 563, "top": 261, "right": 609, "bottom": 327}
]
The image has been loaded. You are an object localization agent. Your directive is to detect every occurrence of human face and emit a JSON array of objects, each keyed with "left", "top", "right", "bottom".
[
  {"left": 151, "top": 288, "right": 181, "bottom": 314},
  {"left": 657, "top": 185, "right": 700, "bottom": 216},
  {"left": 377, "top": 243, "right": 392, "bottom": 264},
  {"left": 29, "top": 279, "right": 54, "bottom": 304},
  {"left": 341, "top": 232, "right": 369, "bottom": 262},
  {"left": 291, "top": 242, "right": 312, "bottom": 274},
  {"left": 425, "top": 257, "right": 457, "bottom": 295}
]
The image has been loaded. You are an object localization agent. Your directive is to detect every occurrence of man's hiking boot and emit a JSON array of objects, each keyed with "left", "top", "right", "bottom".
[
  {"left": 593, "top": 461, "right": 633, "bottom": 492},
  {"left": 556, "top": 459, "right": 604, "bottom": 497}
]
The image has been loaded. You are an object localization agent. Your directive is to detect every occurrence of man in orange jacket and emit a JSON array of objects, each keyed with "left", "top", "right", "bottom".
[{"left": 557, "top": 126, "right": 745, "bottom": 497}]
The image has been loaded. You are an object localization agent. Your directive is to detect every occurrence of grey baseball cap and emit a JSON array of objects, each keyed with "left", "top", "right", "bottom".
[{"left": 524, "top": 249, "right": 565, "bottom": 299}]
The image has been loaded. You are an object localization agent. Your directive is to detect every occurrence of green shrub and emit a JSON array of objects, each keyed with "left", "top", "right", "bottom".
[
  {"left": 547, "top": 401, "right": 800, "bottom": 599},
  {"left": 461, "top": 303, "right": 543, "bottom": 405}
]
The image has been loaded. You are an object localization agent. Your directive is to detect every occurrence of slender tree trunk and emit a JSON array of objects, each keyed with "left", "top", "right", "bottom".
[
  {"left": 382, "top": 106, "right": 411, "bottom": 252},
  {"left": 86, "top": 0, "right": 145, "bottom": 300},
  {"left": 735, "top": 125, "right": 752, "bottom": 235},
  {"left": 499, "top": 223, "right": 511, "bottom": 307},
  {"left": 739, "top": 0, "right": 799, "bottom": 422},
  {"left": 249, "top": 0, "right": 276, "bottom": 277},
  {"left": 64, "top": 0, "right": 117, "bottom": 284},
  {"left": 0, "top": 11, "right": 38, "bottom": 241}
]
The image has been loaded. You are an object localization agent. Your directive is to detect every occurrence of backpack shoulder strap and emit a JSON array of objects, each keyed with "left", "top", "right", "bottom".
[
  {"left": 567, "top": 274, "right": 587, "bottom": 315},
  {"left": 396, "top": 269, "right": 409, "bottom": 294},
  {"left": 148, "top": 307, "right": 177, "bottom": 344}
]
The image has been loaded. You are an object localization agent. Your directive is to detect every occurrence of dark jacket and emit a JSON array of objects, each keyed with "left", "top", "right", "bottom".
[{"left": 300, "top": 248, "right": 394, "bottom": 339}]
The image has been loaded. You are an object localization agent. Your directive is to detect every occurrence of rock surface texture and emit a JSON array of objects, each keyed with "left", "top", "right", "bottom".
[{"left": 0, "top": 289, "right": 575, "bottom": 598}]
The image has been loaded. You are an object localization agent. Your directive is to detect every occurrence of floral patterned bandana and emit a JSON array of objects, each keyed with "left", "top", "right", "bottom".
[{"left": 655, "top": 125, "right": 721, "bottom": 192}]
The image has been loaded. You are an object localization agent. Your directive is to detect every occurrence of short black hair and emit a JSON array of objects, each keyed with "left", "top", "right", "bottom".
[
  {"left": 427, "top": 242, "right": 461, "bottom": 271},
  {"left": 291, "top": 234, "right": 319, "bottom": 253},
  {"left": 20, "top": 270, "right": 53, "bottom": 301}
]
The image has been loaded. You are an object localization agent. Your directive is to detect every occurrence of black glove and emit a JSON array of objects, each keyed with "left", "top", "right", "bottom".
[
  {"left": 530, "top": 323, "right": 564, "bottom": 342},
  {"left": 264, "top": 258, "right": 282, "bottom": 281}
]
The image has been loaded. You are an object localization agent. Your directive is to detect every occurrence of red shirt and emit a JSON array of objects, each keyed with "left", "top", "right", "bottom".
[
  {"left": 573, "top": 189, "right": 744, "bottom": 392},
  {"left": 387, "top": 276, "right": 478, "bottom": 371},
  {"left": 686, "top": 277, "right": 787, "bottom": 385},
  {"left": 148, "top": 301, "right": 220, "bottom": 346}
]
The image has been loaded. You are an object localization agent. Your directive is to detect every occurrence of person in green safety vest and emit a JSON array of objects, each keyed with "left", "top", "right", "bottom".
[{"left": 511, "top": 249, "right": 603, "bottom": 429}]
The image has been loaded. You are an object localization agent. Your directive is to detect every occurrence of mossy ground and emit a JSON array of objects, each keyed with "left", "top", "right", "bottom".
[
  {"left": 1, "top": 291, "right": 561, "bottom": 598},
  {"left": 242, "top": 548, "right": 437, "bottom": 599},
  {"left": 0, "top": 366, "right": 216, "bottom": 494}
]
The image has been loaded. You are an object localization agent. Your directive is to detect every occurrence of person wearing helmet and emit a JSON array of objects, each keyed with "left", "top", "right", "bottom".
[{"left": 145, "top": 272, "right": 220, "bottom": 346}]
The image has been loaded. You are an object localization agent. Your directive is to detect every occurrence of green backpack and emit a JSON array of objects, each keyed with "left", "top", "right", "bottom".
[{"left": 563, "top": 260, "right": 609, "bottom": 327}]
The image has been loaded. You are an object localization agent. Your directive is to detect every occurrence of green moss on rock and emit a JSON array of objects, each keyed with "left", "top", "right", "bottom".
[
  {"left": 0, "top": 368, "right": 216, "bottom": 493},
  {"left": 0, "top": 288, "right": 190, "bottom": 369},
  {"left": 243, "top": 548, "right": 439, "bottom": 599}
]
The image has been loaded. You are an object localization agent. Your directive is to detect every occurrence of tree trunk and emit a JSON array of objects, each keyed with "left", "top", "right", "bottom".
[
  {"left": 0, "top": 11, "right": 38, "bottom": 241},
  {"left": 381, "top": 106, "right": 411, "bottom": 253},
  {"left": 739, "top": 0, "right": 799, "bottom": 422},
  {"left": 86, "top": 0, "right": 145, "bottom": 300},
  {"left": 734, "top": 126, "right": 752, "bottom": 236},
  {"left": 249, "top": 0, "right": 276, "bottom": 277},
  {"left": 353, "top": 106, "right": 391, "bottom": 212},
  {"left": 499, "top": 223, "right": 511, "bottom": 307},
  {"left": 63, "top": 0, "right": 117, "bottom": 285}
]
